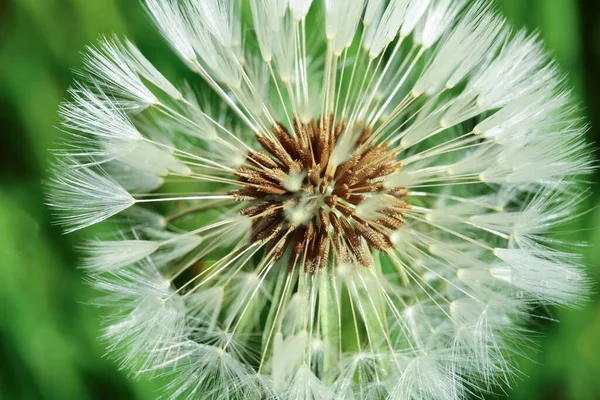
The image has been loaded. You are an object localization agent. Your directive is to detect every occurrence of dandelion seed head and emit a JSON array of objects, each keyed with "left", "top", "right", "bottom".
[{"left": 47, "top": 0, "right": 593, "bottom": 398}]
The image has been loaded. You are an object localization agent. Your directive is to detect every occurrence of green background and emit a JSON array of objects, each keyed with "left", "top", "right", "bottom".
[{"left": 1, "top": 0, "right": 599, "bottom": 399}]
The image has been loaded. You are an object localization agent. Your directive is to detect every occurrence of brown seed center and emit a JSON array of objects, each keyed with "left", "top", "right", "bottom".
[{"left": 231, "top": 115, "right": 407, "bottom": 273}]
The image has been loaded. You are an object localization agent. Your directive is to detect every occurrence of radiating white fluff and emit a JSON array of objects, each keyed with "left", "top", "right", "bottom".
[
  {"left": 82, "top": 37, "right": 182, "bottom": 111},
  {"left": 282, "top": 170, "right": 307, "bottom": 192},
  {"left": 469, "top": 31, "right": 553, "bottom": 110},
  {"left": 391, "top": 352, "right": 463, "bottom": 400},
  {"left": 446, "top": 146, "right": 501, "bottom": 176},
  {"left": 82, "top": 239, "right": 159, "bottom": 272},
  {"left": 492, "top": 248, "right": 587, "bottom": 306},
  {"left": 396, "top": 107, "right": 446, "bottom": 148},
  {"left": 271, "top": 331, "right": 309, "bottom": 393},
  {"left": 384, "top": 164, "right": 448, "bottom": 188},
  {"left": 251, "top": 0, "right": 288, "bottom": 62},
  {"left": 469, "top": 187, "right": 585, "bottom": 243},
  {"left": 186, "top": 286, "right": 224, "bottom": 328},
  {"left": 480, "top": 131, "right": 592, "bottom": 184},
  {"left": 189, "top": 0, "right": 240, "bottom": 48},
  {"left": 145, "top": 0, "right": 196, "bottom": 62},
  {"left": 414, "top": 0, "right": 464, "bottom": 48},
  {"left": 181, "top": 0, "right": 242, "bottom": 87},
  {"left": 119, "top": 38, "right": 183, "bottom": 99},
  {"left": 165, "top": 341, "right": 264, "bottom": 400},
  {"left": 447, "top": 296, "right": 519, "bottom": 386},
  {"left": 59, "top": 87, "right": 191, "bottom": 176},
  {"left": 333, "top": 353, "right": 386, "bottom": 399},
  {"left": 179, "top": 89, "right": 220, "bottom": 140},
  {"left": 425, "top": 201, "right": 489, "bottom": 225},
  {"left": 105, "top": 138, "right": 191, "bottom": 177},
  {"left": 413, "top": 2, "right": 502, "bottom": 97},
  {"left": 143, "top": 229, "right": 204, "bottom": 267},
  {"left": 120, "top": 206, "right": 166, "bottom": 230},
  {"left": 284, "top": 364, "right": 334, "bottom": 400},
  {"left": 364, "top": 0, "right": 384, "bottom": 27},
  {"left": 272, "top": 17, "right": 296, "bottom": 82},
  {"left": 326, "top": 0, "right": 365, "bottom": 55},
  {"left": 363, "top": 0, "right": 385, "bottom": 52},
  {"left": 93, "top": 262, "right": 186, "bottom": 373},
  {"left": 354, "top": 194, "right": 389, "bottom": 220},
  {"left": 239, "top": 55, "right": 273, "bottom": 116},
  {"left": 400, "top": 0, "right": 431, "bottom": 37},
  {"left": 47, "top": 161, "right": 135, "bottom": 233},
  {"left": 60, "top": 86, "right": 141, "bottom": 155},
  {"left": 445, "top": 8, "right": 504, "bottom": 90},
  {"left": 473, "top": 88, "right": 570, "bottom": 140},
  {"left": 329, "top": 122, "right": 364, "bottom": 166},
  {"left": 289, "top": 0, "right": 314, "bottom": 20},
  {"left": 104, "top": 161, "right": 164, "bottom": 193},
  {"left": 368, "top": 0, "right": 411, "bottom": 58}
]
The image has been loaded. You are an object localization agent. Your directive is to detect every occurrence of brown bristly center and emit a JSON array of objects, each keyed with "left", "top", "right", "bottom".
[{"left": 230, "top": 114, "right": 408, "bottom": 273}]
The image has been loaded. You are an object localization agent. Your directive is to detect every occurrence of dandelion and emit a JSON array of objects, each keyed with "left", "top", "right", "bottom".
[{"left": 48, "top": 0, "right": 593, "bottom": 398}]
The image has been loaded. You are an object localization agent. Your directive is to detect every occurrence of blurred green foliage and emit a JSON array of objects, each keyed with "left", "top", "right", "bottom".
[{"left": 1, "top": 0, "right": 599, "bottom": 399}]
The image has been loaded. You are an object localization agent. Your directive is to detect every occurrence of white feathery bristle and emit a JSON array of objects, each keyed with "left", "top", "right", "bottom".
[
  {"left": 93, "top": 262, "right": 186, "bottom": 373},
  {"left": 60, "top": 86, "right": 140, "bottom": 149},
  {"left": 218, "top": 215, "right": 253, "bottom": 247},
  {"left": 143, "top": 230, "right": 204, "bottom": 267},
  {"left": 271, "top": 331, "right": 308, "bottom": 393},
  {"left": 47, "top": 162, "right": 135, "bottom": 233},
  {"left": 165, "top": 342, "right": 264, "bottom": 400},
  {"left": 330, "top": 122, "right": 367, "bottom": 166},
  {"left": 384, "top": 164, "right": 447, "bottom": 188},
  {"left": 104, "top": 162, "right": 164, "bottom": 193},
  {"left": 479, "top": 131, "right": 591, "bottom": 184},
  {"left": 60, "top": 88, "right": 190, "bottom": 176},
  {"left": 178, "top": 84, "right": 220, "bottom": 141},
  {"left": 392, "top": 352, "right": 463, "bottom": 400},
  {"left": 186, "top": 286, "right": 224, "bottom": 328},
  {"left": 285, "top": 363, "right": 333, "bottom": 400},
  {"left": 105, "top": 138, "right": 191, "bottom": 177},
  {"left": 469, "top": 31, "right": 553, "bottom": 110},
  {"left": 272, "top": 17, "right": 296, "bottom": 82},
  {"left": 414, "top": 0, "right": 464, "bottom": 48},
  {"left": 364, "top": 0, "right": 384, "bottom": 26},
  {"left": 120, "top": 38, "right": 183, "bottom": 99},
  {"left": 326, "top": 0, "right": 365, "bottom": 55},
  {"left": 446, "top": 146, "right": 501, "bottom": 176},
  {"left": 120, "top": 206, "right": 166, "bottom": 229},
  {"left": 82, "top": 38, "right": 158, "bottom": 110},
  {"left": 400, "top": 0, "right": 431, "bottom": 37},
  {"left": 413, "top": 2, "right": 502, "bottom": 97},
  {"left": 363, "top": 0, "right": 385, "bottom": 51},
  {"left": 145, "top": 0, "right": 196, "bottom": 62},
  {"left": 448, "top": 297, "right": 517, "bottom": 385},
  {"left": 469, "top": 187, "right": 585, "bottom": 245},
  {"left": 181, "top": 0, "right": 242, "bottom": 87},
  {"left": 289, "top": 0, "right": 314, "bottom": 20},
  {"left": 444, "top": 14, "right": 505, "bottom": 91},
  {"left": 492, "top": 248, "right": 587, "bottom": 306},
  {"left": 425, "top": 201, "right": 488, "bottom": 225},
  {"left": 473, "top": 87, "right": 567, "bottom": 139},
  {"left": 82, "top": 239, "right": 159, "bottom": 272},
  {"left": 240, "top": 55, "right": 273, "bottom": 116},
  {"left": 368, "top": 0, "right": 409, "bottom": 58},
  {"left": 250, "top": 0, "right": 287, "bottom": 62}
]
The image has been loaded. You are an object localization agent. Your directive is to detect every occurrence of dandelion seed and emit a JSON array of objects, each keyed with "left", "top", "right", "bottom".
[{"left": 48, "top": 0, "right": 593, "bottom": 398}]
